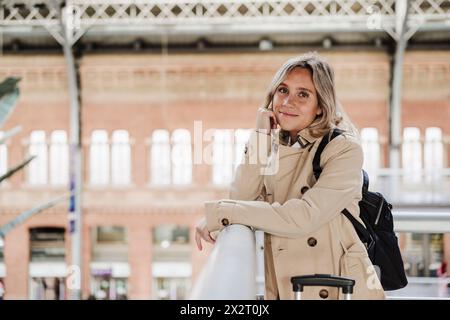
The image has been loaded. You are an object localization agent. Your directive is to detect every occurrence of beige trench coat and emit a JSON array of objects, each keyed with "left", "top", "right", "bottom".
[{"left": 205, "top": 128, "right": 386, "bottom": 300}]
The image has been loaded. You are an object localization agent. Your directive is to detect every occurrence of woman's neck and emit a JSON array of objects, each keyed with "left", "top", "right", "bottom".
[{"left": 289, "top": 131, "right": 299, "bottom": 145}]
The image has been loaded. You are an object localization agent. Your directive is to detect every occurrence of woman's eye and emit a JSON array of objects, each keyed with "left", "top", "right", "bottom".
[
  {"left": 298, "top": 91, "right": 309, "bottom": 98},
  {"left": 277, "top": 87, "right": 288, "bottom": 94}
]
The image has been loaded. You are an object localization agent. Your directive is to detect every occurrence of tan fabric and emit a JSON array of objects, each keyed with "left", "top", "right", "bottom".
[{"left": 205, "top": 128, "right": 385, "bottom": 300}]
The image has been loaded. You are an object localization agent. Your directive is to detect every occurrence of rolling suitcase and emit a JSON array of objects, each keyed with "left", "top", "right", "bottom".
[{"left": 291, "top": 274, "right": 355, "bottom": 300}]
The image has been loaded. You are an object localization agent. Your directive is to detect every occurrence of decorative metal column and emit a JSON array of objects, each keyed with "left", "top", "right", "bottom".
[
  {"left": 388, "top": 0, "right": 410, "bottom": 200},
  {"left": 58, "top": 1, "right": 83, "bottom": 300}
]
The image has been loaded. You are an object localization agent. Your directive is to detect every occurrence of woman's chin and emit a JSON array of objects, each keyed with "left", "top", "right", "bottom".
[{"left": 278, "top": 123, "right": 297, "bottom": 132}]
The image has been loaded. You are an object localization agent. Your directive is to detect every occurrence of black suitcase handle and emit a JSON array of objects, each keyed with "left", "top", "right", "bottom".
[{"left": 291, "top": 274, "right": 355, "bottom": 294}]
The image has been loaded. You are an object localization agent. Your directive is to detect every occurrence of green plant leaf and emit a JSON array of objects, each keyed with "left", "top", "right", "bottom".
[
  {"left": 0, "top": 88, "right": 20, "bottom": 127},
  {"left": 0, "top": 77, "right": 21, "bottom": 127},
  {"left": 0, "top": 77, "right": 21, "bottom": 97},
  {"left": 0, "top": 192, "right": 73, "bottom": 238},
  {"left": 0, "top": 155, "right": 36, "bottom": 184}
]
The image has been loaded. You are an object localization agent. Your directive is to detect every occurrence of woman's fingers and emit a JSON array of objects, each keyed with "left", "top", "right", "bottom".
[
  {"left": 269, "top": 112, "right": 278, "bottom": 129},
  {"left": 201, "top": 229, "right": 215, "bottom": 244},
  {"left": 195, "top": 226, "right": 216, "bottom": 251},
  {"left": 206, "top": 232, "right": 216, "bottom": 244},
  {"left": 257, "top": 108, "right": 277, "bottom": 132}
]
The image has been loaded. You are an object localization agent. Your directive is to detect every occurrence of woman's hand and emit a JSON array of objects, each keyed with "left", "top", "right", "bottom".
[
  {"left": 256, "top": 107, "right": 278, "bottom": 133},
  {"left": 195, "top": 217, "right": 216, "bottom": 251}
]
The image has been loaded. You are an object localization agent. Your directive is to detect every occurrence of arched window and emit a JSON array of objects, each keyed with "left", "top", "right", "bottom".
[
  {"left": 151, "top": 130, "right": 171, "bottom": 186},
  {"left": 212, "top": 129, "right": 233, "bottom": 185},
  {"left": 29, "top": 131, "right": 48, "bottom": 185},
  {"left": 90, "top": 130, "right": 109, "bottom": 185},
  {"left": 360, "top": 128, "right": 380, "bottom": 183},
  {"left": 171, "top": 129, "right": 192, "bottom": 185},
  {"left": 424, "top": 127, "right": 444, "bottom": 183},
  {"left": 402, "top": 127, "right": 422, "bottom": 183},
  {"left": 50, "top": 130, "right": 69, "bottom": 186},
  {"left": 111, "top": 130, "right": 131, "bottom": 185}
]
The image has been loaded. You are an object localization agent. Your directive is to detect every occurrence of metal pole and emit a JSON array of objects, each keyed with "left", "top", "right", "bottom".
[
  {"left": 389, "top": 0, "right": 410, "bottom": 200},
  {"left": 60, "top": 4, "right": 83, "bottom": 300},
  {"left": 423, "top": 234, "right": 431, "bottom": 277}
]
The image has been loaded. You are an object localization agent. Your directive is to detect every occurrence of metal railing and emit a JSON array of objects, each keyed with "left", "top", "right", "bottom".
[
  {"left": 190, "top": 211, "right": 450, "bottom": 299},
  {"left": 386, "top": 277, "right": 450, "bottom": 300},
  {"left": 393, "top": 209, "right": 450, "bottom": 233},
  {"left": 189, "top": 224, "right": 257, "bottom": 300},
  {"left": 368, "top": 168, "right": 450, "bottom": 206}
]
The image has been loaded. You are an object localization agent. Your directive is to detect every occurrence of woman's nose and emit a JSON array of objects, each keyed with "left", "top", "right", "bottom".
[{"left": 282, "top": 94, "right": 293, "bottom": 106}]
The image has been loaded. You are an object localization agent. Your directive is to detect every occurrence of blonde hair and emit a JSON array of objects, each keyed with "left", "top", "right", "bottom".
[{"left": 263, "top": 51, "right": 358, "bottom": 139}]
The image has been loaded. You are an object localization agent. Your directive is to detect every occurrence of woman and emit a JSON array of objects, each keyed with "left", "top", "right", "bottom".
[{"left": 195, "top": 52, "right": 385, "bottom": 300}]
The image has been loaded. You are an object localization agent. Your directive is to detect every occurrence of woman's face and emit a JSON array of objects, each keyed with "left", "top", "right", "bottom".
[{"left": 272, "top": 67, "right": 322, "bottom": 134}]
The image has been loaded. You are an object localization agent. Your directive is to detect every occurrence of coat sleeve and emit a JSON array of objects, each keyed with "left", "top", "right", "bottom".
[
  {"left": 228, "top": 130, "right": 272, "bottom": 201},
  {"left": 205, "top": 135, "right": 364, "bottom": 238}
]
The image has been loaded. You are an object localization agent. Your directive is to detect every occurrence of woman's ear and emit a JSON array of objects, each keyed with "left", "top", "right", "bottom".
[{"left": 316, "top": 107, "right": 323, "bottom": 116}]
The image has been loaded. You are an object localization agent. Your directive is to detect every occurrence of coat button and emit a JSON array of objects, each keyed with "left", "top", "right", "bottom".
[
  {"left": 319, "top": 289, "right": 329, "bottom": 299},
  {"left": 301, "top": 186, "right": 309, "bottom": 194},
  {"left": 221, "top": 218, "right": 230, "bottom": 226},
  {"left": 307, "top": 237, "right": 317, "bottom": 247}
]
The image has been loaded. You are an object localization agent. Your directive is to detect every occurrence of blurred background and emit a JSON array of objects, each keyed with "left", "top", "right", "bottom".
[{"left": 0, "top": 0, "right": 449, "bottom": 300}]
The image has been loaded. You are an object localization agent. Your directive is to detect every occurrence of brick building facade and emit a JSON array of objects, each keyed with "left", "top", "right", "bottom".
[{"left": 0, "top": 50, "right": 449, "bottom": 299}]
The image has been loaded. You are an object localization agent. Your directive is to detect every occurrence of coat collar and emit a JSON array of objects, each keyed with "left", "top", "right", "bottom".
[{"left": 278, "top": 128, "right": 320, "bottom": 149}]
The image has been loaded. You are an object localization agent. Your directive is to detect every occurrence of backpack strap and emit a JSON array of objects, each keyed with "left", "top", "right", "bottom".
[
  {"left": 341, "top": 208, "right": 373, "bottom": 248},
  {"left": 313, "top": 129, "right": 370, "bottom": 192},
  {"left": 313, "top": 128, "right": 344, "bottom": 180},
  {"left": 362, "top": 169, "right": 369, "bottom": 193},
  {"left": 311, "top": 129, "right": 374, "bottom": 248}
]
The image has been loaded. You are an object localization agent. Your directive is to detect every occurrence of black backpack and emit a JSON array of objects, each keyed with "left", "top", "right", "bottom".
[{"left": 312, "top": 128, "right": 408, "bottom": 291}]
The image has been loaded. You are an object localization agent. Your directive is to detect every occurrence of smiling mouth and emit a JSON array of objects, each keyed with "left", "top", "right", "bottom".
[{"left": 279, "top": 111, "right": 299, "bottom": 117}]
